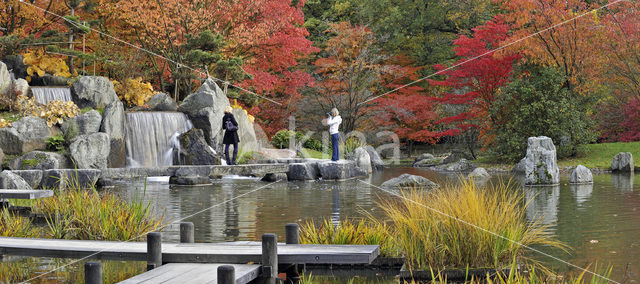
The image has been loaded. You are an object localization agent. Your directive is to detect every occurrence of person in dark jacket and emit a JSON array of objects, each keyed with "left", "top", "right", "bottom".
[{"left": 222, "top": 106, "right": 240, "bottom": 165}]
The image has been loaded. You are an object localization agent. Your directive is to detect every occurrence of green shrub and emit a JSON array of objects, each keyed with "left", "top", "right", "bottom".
[
  {"left": 488, "top": 65, "right": 597, "bottom": 162},
  {"left": 343, "top": 136, "right": 363, "bottom": 156},
  {"left": 271, "top": 129, "right": 324, "bottom": 152},
  {"left": 46, "top": 134, "right": 66, "bottom": 152}
]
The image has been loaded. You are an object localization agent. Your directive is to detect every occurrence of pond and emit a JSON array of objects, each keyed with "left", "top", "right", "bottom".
[{"left": 1, "top": 167, "right": 638, "bottom": 283}]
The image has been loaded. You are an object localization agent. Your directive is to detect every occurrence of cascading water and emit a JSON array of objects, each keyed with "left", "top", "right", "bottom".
[
  {"left": 31, "top": 87, "right": 72, "bottom": 104},
  {"left": 125, "top": 112, "right": 193, "bottom": 167}
]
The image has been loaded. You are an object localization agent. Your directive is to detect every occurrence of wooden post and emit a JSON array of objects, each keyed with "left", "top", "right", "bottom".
[
  {"left": 218, "top": 265, "right": 235, "bottom": 284},
  {"left": 285, "top": 223, "right": 299, "bottom": 245},
  {"left": 180, "top": 222, "right": 194, "bottom": 243},
  {"left": 84, "top": 261, "right": 102, "bottom": 284},
  {"left": 261, "top": 234, "right": 278, "bottom": 284},
  {"left": 147, "top": 232, "right": 162, "bottom": 271}
]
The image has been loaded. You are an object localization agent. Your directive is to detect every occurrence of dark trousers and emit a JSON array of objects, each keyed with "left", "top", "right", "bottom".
[
  {"left": 224, "top": 143, "right": 238, "bottom": 165},
  {"left": 331, "top": 133, "right": 340, "bottom": 161}
]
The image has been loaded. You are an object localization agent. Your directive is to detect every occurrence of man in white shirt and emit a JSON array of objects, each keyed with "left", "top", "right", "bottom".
[{"left": 326, "top": 108, "right": 342, "bottom": 161}]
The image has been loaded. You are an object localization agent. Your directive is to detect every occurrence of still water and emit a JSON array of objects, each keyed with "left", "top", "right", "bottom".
[{"left": 2, "top": 167, "right": 639, "bottom": 283}]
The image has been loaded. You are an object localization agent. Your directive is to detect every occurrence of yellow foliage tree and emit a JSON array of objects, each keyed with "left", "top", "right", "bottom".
[
  {"left": 112, "top": 78, "right": 157, "bottom": 107},
  {"left": 231, "top": 99, "right": 254, "bottom": 123},
  {"left": 22, "top": 50, "right": 73, "bottom": 82}
]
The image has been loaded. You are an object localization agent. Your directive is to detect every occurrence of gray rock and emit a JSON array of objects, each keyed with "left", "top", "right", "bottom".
[
  {"left": 287, "top": 162, "right": 320, "bottom": 181},
  {"left": 413, "top": 157, "right": 442, "bottom": 167},
  {"left": 9, "top": 170, "right": 43, "bottom": 188},
  {"left": 0, "top": 61, "right": 9, "bottom": 96},
  {"left": 0, "top": 148, "right": 4, "bottom": 166},
  {"left": 443, "top": 151, "right": 472, "bottom": 164},
  {"left": 9, "top": 151, "right": 67, "bottom": 170},
  {"left": 317, "top": 160, "right": 367, "bottom": 180},
  {"left": 611, "top": 152, "right": 634, "bottom": 172},
  {"left": 381, "top": 173, "right": 439, "bottom": 190},
  {"left": 177, "top": 128, "right": 221, "bottom": 165},
  {"left": 169, "top": 166, "right": 212, "bottom": 185},
  {"left": 62, "top": 110, "right": 102, "bottom": 141},
  {"left": 511, "top": 158, "right": 526, "bottom": 174},
  {"left": 469, "top": 167, "right": 490, "bottom": 179},
  {"left": 2, "top": 55, "right": 27, "bottom": 79},
  {"left": 261, "top": 173, "right": 288, "bottom": 182},
  {"left": 570, "top": 165, "right": 593, "bottom": 184},
  {"left": 352, "top": 147, "right": 372, "bottom": 174},
  {"left": 232, "top": 108, "right": 259, "bottom": 152},
  {"left": 443, "top": 158, "right": 474, "bottom": 172},
  {"left": 365, "top": 146, "right": 384, "bottom": 171},
  {"left": 169, "top": 176, "right": 211, "bottom": 186},
  {"left": 12, "top": 78, "right": 29, "bottom": 97},
  {"left": 0, "top": 171, "right": 31, "bottom": 189},
  {"left": 147, "top": 93, "right": 178, "bottom": 111},
  {"left": 69, "top": 133, "right": 111, "bottom": 169},
  {"left": 42, "top": 169, "right": 101, "bottom": 190},
  {"left": 415, "top": 153, "right": 435, "bottom": 163},
  {"left": 0, "top": 116, "right": 51, "bottom": 155},
  {"left": 30, "top": 75, "right": 71, "bottom": 86},
  {"left": 523, "top": 136, "right": 560, "bottom": 185},
  {"left": 100, "top": 101, "right": 126, "bottom": 167},
  {"left": 71, "top": 76, "right": 118, "bottom": 109},
  {"left": 178, "top": 78, "right": 230, "bottom": 148}
]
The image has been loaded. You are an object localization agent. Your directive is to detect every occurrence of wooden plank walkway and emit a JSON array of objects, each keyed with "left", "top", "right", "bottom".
[
  {"left": 0, "top": 238, "right": 379, "bottom": 264},
  {"left": 118, "top": 263, "right": 260, "bottom": 284},
  {"left": 0, "top": 190, "right": 53, "bottom": 199}
]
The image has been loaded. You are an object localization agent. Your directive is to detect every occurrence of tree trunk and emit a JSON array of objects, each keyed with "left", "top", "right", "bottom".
[{"left": 67, "top": 8, "right": 75, "bottom": 75}]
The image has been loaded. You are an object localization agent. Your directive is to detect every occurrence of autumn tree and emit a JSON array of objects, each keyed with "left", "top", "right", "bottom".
[{"left": 428, "top": 16, "right": 520, "bottom": 157}]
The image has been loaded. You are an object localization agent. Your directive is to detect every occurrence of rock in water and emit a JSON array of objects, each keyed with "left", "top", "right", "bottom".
[
  {"left": 71, "top": 76, "right": 119, "bottom": 108},
  {"left": 523, "top": 136, "right": 559, "bottom": 185},
  {"left": 100, "top": 101, "right": 126, "bottom": 167},
  {"left": 148, "top": 93, "right": 178, "bottom": 111},
  {"left": 0, "top": 116, "right": 51, "bottom": 155},
  {"left": 352, "top": 147, "right": 372, "bottom": 174},
  {"left": 317, "top": 160, "right": 367, "bottom": 180},
  {"left": 570, "top": 165, "right": 593, "bottom": 184},
  {"left": 177, "top": 128, "right": 221, "bottom": 165},
  {"left": 69, "top": 133, "right": 111, "bottom": 169},
  {"left": 381, "top": 173, "right": 439, "bottom": 190},
  {"left": 469, "top": 167, "right": 490, "bottom": 179},
  {"left": 365, "top": 146, "right": 385, "bottom": 171},
  {"left": 611, "top": 152, "right": 634, "bottom": 172},
  {"left": 0, "top": 171, "right": 32, "bottom": 189},
  {"left": 444, "top": 158, "right": 474, "bottom": 172},
  {"left": 287, "top": 162, "right": 320, "bottom": 181}
]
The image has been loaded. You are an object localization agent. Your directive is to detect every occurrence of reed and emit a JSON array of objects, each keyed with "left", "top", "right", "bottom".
[
  {"left": 0, "top": 208, "right": 39, "bottom": 238},
  {"left": 381, "top": 179, "right": 568, "bottom": 271}
]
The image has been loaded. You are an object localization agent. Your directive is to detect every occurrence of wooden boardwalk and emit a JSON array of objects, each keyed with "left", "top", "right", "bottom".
[
  {"left": 0, "top": 237, "right": 379, "bottom": 264},
  {"left": 118, "top": 263, "right": 260, "bottom": 284}
]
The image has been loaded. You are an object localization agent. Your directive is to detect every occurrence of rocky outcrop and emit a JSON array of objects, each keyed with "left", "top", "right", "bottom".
[
  {"left": 570, "top": 165, "right": 593, "bottom": 184},
  {"left": 443, "top": 151, "right": 473, "bottom": 164},
  {"left": 469, "top": 167, "right": 490, "bottom": 179},
  {"left": 350, "top": 147, "right": 372, "bottom": 174},
  {"left": 381, "top": 174, "right": 439, "bottom": 190},
  {"left": 100, "top": 101, "right": 126, "bottom": 168},
  {"left": 147, "top": 93, "right": 178, "bottom": 111},
  {"left": 42, "top": 169, "right": 101, "bottom": 190},
  {"left": 9, "top": 151, "right": 67, "bottom": 170},
  {"left": 287, "top": 162, "right": 320, "bottom": 181},
  {"left": 365, "top": 146, "right": 384, "bottom": 171},
  {"left": 0, "top": 171, "right": 31, "bottom": 189},
  {"left": 178, "top": 78, "right": 230, "bottom": 148},
  {"left": 317, "top": 160, "right": 367, "bottom": 180},
  {"left": 0, "top": 61, "right": 9, "bottom": 96},
  {"left": 611, "top": 152, "right": 634, "bottom": 172},
  {"left": 71, "top": 76, "right": 119, "bottom": 109},
  {"left": 69, "top": 133, "right": 110, "bottom": 169},
  {"left": 9, "top": 170, "right": 43, "bottom": 188},
  {"left": 177, "top": 128, "right": 221, "bottom": 165},
  {"left": 0, "top": 116, "right": 51, "bottom": 155},
  {"left": 62, "top": 110, "right": 102, "bottom": 141},
  {"left": 523, "top": 136, "right": 559, "bottom": 185},
  {"left": 442, "top": 158, "right": 474, "bottom": 172},
  {"left": 413, "top": 153, "right": 442, "bottom": 168},
  {"left": 12, "top": 78, "right": 29, "bottom": 97},
  {"left": 232, "top": 108, "right": 259, "bottom": 152}
]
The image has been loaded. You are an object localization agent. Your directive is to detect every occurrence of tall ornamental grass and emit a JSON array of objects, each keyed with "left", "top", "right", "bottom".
[{"left": 381, "top": 179, "right": 568, "bottom": 271}]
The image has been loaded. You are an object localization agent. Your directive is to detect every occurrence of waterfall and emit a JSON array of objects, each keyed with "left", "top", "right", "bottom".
[
  {"left": 31, "top": 87, "right": 72, "bottom": 104},
  {"left": 125, "top": 112, "right": 193, "bottom": 168}
]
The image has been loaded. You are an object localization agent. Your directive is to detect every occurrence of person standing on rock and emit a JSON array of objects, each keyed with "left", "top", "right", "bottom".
[
  {"left": 325, "top": 108, "right": 342, "bottom": 161},
  {"left": 222, "top": 106, "right": 240, "bottom": 165}
]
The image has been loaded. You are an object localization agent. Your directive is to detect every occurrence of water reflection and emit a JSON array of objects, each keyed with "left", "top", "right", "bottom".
[
  {"left": 611, "top": 173, "right": 634, "bottom": 192},
  {"left": 569, "top": 183, "right": 593, "bottom": 206},
  {"left": 524, "top": 185, "right": 560, "bottom": 225}
]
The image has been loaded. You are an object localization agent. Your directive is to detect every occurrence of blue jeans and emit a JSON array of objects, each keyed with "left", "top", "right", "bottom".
[
  {"left": 331, "top": 133, "right": 340, "bottom": 161},
  {"left": 224, "top": 143, "right": 238, "bottom": 165}
]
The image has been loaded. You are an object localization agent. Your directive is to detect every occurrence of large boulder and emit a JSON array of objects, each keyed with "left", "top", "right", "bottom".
[
  {"left": 317, "top": 160, "right": 367, "bottom": 180},
  {"left": 178, "top": 78, "right": 230, "bottom": 148},
  {"left": 62, "top": 110, "right": 102, "bottom": 141},
  {"left": 469, "top": 167, "right": 491, "bottom": 179},
  {"left": 176, "top": 128, "right": 221, "bottom": 165},
  {"left": 71, "top": 76, "right": 119, "bottom": 109},
  {"left": 69, "top": 133, "right": 110, "bottom": 169},
  {"left": 287, "top": 162, "right": 319, "bottom": 181},
  {"left": 365, "top": 146, "right": 384, "bottom": 171},
  {"left": 42, "top": 169, "right": 101, "bottom": 190},
  {"left": 611, "top": 152, "right": 634, "bottom": 172},
  {"left": 0, "top": 61, "right": 9, "bottom": 96},
  {"left": 0, "top": 116, "right": 51, "bottom": 155},
  {"left": 523, "top": 136, "right": 560, "bottom": 185},
  {"left": 2, "top": 55, "right": 27, "bottom": 79},
  {"left": 381, "top": 174, "right": 439, "bottom": 190},
  {"left": 443, "top": 158, "right": 474, "bottom": 172},
  {"left": 570, "top": 165, "right": 593, "bottom": 184},
  {"left": 9, "top": 151, "right": 67, "bottom": 170},
  {"left": 232, "top": 108, "right": 259, "bottom": 152},
  {"left": 100, "top": 101, "right": 126, "bottom": 167},
  {"left": 351, "top": 147, "right": 372, "bottom": 174},
  {"left": 147, "top": 93, "right": 178, "bottom": 111},
  {"left": 9, "top": 170, "right": 43, "bottom": 188},
  {"left": 0, "top": 171, "right": 31, "bottom": 189}
]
